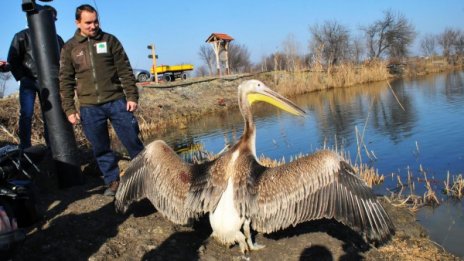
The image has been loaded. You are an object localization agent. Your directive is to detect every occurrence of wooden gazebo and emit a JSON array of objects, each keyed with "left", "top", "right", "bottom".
[{"left": 205, "top": 33, "right": 234, "bottom": 76}]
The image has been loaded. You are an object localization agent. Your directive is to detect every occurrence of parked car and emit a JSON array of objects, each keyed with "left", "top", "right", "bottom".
[{"left": 132, "top": 68, "right": 152, "bottom": 82}]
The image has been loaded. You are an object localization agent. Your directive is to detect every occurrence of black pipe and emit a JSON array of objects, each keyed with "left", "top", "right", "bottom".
[{"left": 24, "top": 4, "right": 83, "bottom": 188}]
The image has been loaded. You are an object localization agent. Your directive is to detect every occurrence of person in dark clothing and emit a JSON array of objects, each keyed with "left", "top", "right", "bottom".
[
  {"left": 7, "top": 5, "right": 64, "bottom": 150},
  {"left": 59, "top": 4, "right": 144, "bottom": 197}
]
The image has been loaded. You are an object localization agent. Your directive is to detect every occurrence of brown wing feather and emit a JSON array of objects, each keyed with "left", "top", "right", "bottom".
[
  {"left": 185, "top": 151, "right": 232, "bottom": 213},
  {"left": 115, "top": 140, "right": 203, "bottom": 224},
  {"left": 250, "top": 150, "right": 394, "bottom": 242}
]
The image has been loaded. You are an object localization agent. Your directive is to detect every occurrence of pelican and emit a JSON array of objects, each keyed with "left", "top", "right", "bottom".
[{"left": 115, "top": 79, "right": 394, "bottom": 253}]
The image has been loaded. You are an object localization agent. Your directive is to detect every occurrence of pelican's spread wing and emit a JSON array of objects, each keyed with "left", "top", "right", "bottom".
[
  {"left": 115, "top": 140, "right": 202, "bottom": 224},
  {"left": 250, "top": 150, "right": 394, "bottom": 242},
  {"left": 185, "top": 154, "right": 230, "bottom": 213}
]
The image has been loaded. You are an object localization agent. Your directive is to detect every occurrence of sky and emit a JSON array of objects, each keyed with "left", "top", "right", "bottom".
[{"left": 1, "top": 0, "right": 464, "bottom": 95}]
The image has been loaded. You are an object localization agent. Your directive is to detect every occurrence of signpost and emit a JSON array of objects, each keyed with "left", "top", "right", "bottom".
[{"left": 147, "top": 44, "right": 158, "bottom": 84}]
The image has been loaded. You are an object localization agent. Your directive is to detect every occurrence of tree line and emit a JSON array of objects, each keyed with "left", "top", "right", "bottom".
[{"left": 197, "top": 9, "right": 464, "bottom": 76}]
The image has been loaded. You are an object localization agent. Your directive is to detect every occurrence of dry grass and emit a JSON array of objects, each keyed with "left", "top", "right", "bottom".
[
  {"left": 376, "top": 236, "right": 456, "bottom": 261},
  {"left": 384, "top": 166, "right": 443, "bottom": 212},
  {"left": 258, "top": 148, "right": 386, "bottom": 189},
  {"left": 257, "top": 60, "right": 391, "bottom": 97},
  {"left": 444, "top": 173, "right": 464, "bottom": 199},
  {"left": 354, "top": 163, "right": 385, "bottom": 188},
  {"left": 0, "top": 95, "right": 46, "bottom": 146},
  {"left": 258, "top": 154, "right": 287, "bottom": 168},
  {"left": 403, "top": 56, "right": 462, "bottom": 77}
]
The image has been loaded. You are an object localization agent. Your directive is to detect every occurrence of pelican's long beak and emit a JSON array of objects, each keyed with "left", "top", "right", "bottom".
[{"left": 247, "top": 84, "right": 306, "bottom": 116}]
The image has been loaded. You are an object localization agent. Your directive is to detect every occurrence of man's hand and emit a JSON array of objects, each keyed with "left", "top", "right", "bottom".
[
  {"left": 0, "top": 61, "right": 10, "bottom": 72},
  {"left": 67, "top": 113, "right": 80, "bottom": 125},
  {"left": 126, "top": 101, "right": 138, "bottom": 112}
]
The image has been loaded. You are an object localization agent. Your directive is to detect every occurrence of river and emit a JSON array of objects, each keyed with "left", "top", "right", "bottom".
[{"left": 148, "top": 71, "right": 464, "bottom": 258}]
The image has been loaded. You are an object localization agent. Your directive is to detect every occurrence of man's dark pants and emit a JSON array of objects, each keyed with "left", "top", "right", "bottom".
[{"left": 80, "top": 98, "right": 144, "bottom": 184}]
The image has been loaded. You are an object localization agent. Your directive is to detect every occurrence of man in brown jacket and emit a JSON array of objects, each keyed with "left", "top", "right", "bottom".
[{"left": 60, "top": 4, "right": 144, "bottom": 196}]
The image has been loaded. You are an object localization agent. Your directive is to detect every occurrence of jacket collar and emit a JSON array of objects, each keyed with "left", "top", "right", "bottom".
[{"left": 74, "top": 28, "right": 103, "bottom": 42}]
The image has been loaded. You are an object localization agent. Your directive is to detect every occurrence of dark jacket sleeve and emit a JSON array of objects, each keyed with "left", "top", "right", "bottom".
[
  {"left": 59, "top": 43, "right": 77, "bottom": 116},
  {"left": 110, "top": 35, "right": 139, "bottom": 103},
  {"left": 7, "top": 32, "right": 24, "bottom": 81},
  {"left": 57, "top": 35, "right": 65, "bottom": 53}
]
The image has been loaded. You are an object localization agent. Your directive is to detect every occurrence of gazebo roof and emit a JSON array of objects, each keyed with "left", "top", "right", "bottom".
[{"left": 205, "top": 33, "right": 234, "bottom": 43}]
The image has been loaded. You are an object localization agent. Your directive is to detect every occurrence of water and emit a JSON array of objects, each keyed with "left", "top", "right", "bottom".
[{"left": 148, "top": 72, "right": 464, "bottom": 257}]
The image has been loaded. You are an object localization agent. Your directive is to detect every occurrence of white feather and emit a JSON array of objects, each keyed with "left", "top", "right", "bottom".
[{"left": 209, "top": 177, "right": 244, "bottom": 245}]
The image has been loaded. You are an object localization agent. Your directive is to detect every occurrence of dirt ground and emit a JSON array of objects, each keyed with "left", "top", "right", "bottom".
[
  {"left": 10, "top": 158, "right": 461, "bottom": 261},
  {"left": 1, "top": 75, "right": 462, "bottom": 260}
]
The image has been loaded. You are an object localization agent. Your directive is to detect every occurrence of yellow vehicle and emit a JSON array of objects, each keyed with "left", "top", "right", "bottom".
[{"left": 150, "top": 64, "right": 194, "bottom": 82}]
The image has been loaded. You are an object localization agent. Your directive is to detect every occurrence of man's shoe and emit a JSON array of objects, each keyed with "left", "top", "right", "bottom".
[{"left": 103, "top": 180, "right": 119, "bottom": 197}]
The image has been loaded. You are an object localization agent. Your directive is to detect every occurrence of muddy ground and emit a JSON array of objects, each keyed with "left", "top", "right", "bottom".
[
  {"left": 1, "top": 75, "right": 461, "bottom": 260},
  {"left": 11, "top": 171, "right": 460, "bottom": 261}
]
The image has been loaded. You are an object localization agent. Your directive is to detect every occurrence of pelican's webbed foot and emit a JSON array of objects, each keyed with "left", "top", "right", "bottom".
[{"left": 243, "top": 219, "right": 266, "bottom": 252}]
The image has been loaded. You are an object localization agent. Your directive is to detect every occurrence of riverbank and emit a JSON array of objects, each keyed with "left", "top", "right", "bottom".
[{"left": 134, "top": 67, "right": 391, "bottom": 141}]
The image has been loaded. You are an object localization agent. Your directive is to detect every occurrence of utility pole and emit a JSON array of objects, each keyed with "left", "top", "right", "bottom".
[{"left": 148, "top": 44, "right": 158, "bottom": 84}]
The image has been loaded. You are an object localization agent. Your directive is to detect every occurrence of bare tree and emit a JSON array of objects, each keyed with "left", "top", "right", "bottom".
[
  {"left": 437, "top": 28, "right": 464, "bottom": 64},
  {"left": 198, "top": 44, "right": 215, "bottom": 75},
  {"left": 227, "top": 42, "right": 252, "bottom": 73},
  {"left": 362, "top": 9, "right": 416, "bottom": 59},
  {"left": 281, "top": 33, "right": 302, "bottom": 71},
  {"left": 456, "top": 30, "right": 464, "bottom": 58},
  {"left": 195, "top": 65, "right": 209, "bottom": 77},
  {"left": 420, "top": 34, "right": 437, "bottom": 57},
  {"left": 258, "top": 54, "right": 269, "bottom": 72},
  {"left": 257, "top": 53, "right": 282, "bottom": 72},
  {"left": 257, "top": 51, "right": 306, "bottom": 72},
  {"left": 350, "top": 36, "right": 365, "bottom": 64},
  {"left": 438, "top": 28, "right": 457, "bottom": 59},
  {"left": 309, "top": 20, "right": 351, "bottom": 66}
]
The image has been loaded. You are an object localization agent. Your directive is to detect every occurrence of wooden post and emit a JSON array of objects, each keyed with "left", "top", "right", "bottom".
[
  {"left": 150, "top": 43, "right": 158, "bottom": 84},
  {"left": 210, "top": 41, "right": 221, "bottom": 77},
  {"left": 224, "top": 42, "right": 230, "bottom": 75}
]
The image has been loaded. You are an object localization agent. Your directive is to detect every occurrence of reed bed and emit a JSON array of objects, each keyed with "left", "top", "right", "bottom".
[
  {"left": 259, "top": 60, "right": 391, "bottom": 97},
  {"left": 382, "top": 167, "right": 462, "bottom": 212},
  {"left": 354, "top": 163, "right": 385, "bottom": 188},
  {"left": 403, "top": 56, "right": 461, "bottom": 77},
  {"left": 444, "top": 173, "right": 464, "bottom": 199}
]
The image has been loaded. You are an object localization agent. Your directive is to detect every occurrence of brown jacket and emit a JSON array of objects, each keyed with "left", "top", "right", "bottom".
[{"left": 59, "top": 29, "right": 138, "bottom": 116}]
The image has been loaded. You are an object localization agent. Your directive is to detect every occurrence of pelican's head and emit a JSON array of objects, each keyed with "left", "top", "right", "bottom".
[{"left": 238, "top": 79, "right": 306, "bottom": 116}]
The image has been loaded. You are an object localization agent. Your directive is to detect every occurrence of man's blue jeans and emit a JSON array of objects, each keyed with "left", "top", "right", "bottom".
[
  {"left": 19, "top": 77, "right": 47, "bottom": 149},
  {"left": 80, "top": 98, "right": 144, "bottom": 185}
]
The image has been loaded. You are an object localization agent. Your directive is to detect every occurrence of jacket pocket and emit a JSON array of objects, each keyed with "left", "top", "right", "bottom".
[
  {"left": 76, "top": 80, "right": 93, "bottom": 97},
  {"left": 71, "top": 46, "right": 90, "bottom": 73}
]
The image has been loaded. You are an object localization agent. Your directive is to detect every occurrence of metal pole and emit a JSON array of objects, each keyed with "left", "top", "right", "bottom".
[{"left": 24, "top": 3, "right": 83, "bottom": 188}]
